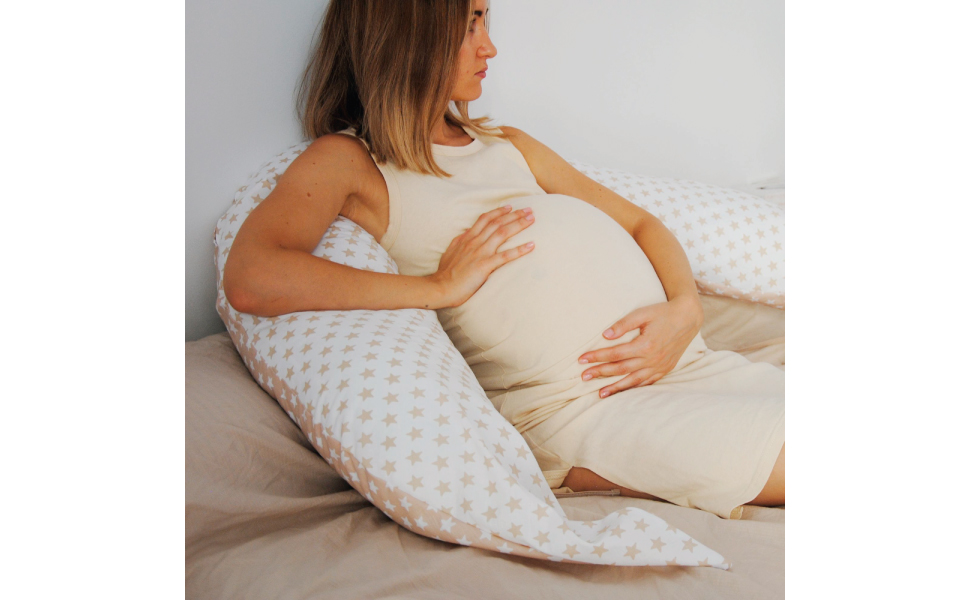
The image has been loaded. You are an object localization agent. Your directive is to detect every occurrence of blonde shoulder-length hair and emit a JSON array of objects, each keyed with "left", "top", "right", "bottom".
[{"left": 297, "top": 0, "right": 510, "bottom": 178}]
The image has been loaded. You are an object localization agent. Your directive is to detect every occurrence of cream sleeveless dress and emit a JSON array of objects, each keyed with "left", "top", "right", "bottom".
[{"left": 336, "top": 125, "right": 784, "bottom": 519}]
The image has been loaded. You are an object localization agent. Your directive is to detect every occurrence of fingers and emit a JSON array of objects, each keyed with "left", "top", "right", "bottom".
[
  {"left": 597, "top": 370, "right": 664, "bottom": 398},
  {"left": 441, "top": 205, "right": 536, "bottom": 294},
  {"left": 475, "top": 207, "right": 534, "bottom": 250},
  {"left": 578, "top": 338, "right": 645, "bottom": 365},
  {"left": 465, "top": 204, "right": 514, "bottom": 239},
  {"left": 486, "top": 240, "right": 535, "bottom": 270},
  {"left": 581, "top": 357, "right": 643, "bottom": 381},
  {"left": 601, "top": 305, "right": 654, "bottom": 340}
]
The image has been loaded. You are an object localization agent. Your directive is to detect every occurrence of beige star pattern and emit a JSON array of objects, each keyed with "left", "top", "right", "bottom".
[
  {"left": 568, "top": 160, "right": 784, "bottom": 309},
  {"left": 210, "top": 142, "right": 731, "bottom": 569}
]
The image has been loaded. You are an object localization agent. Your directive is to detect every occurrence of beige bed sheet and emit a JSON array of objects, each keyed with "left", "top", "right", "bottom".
[
  {"left": 187, "top": 297, "right": 784, "bottom": 599},
  {"left": 699, "top": 294, "right": 785, "bottom": 369}
]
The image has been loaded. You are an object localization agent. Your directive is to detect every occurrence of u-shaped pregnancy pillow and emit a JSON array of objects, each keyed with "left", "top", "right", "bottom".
[
  {"left": 212, "top": 141, "right": 735, "bottom": 567},
  {"left": 567, "top": 160, "right": 784, "bottom": 308}
]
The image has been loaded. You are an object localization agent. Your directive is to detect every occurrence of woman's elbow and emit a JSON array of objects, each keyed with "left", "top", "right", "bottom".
[
  {"left": 223, "top": 255, "right": 263, "bottom": 315},
  {"left": 224, "top": 284, "right": 257, "bottom": 315},
  {"left": 223, "top": 274, "right": 257, "bottom": 315}
]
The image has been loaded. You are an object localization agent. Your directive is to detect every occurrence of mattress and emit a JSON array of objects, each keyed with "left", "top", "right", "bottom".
[{"left": 186, "top": 294, "right": 784, "bottom": 599}]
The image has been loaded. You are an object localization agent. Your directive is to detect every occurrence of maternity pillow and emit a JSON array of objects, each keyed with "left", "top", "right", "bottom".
[
  {"left": 568, "top": 160, "right": 785, "bottom": 309},
  {"left": 212, "top": 141, "right": 729, "bottom": 568}
]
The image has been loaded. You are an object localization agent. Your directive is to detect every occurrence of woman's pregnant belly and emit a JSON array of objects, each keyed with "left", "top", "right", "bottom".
[{"left": 436, "top": 194, "right": 685, "bottom": 398}]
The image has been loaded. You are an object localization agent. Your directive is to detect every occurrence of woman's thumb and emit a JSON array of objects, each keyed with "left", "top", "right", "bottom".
[{"left": 602, "top": 307, "right": 649, "bottom": 339}]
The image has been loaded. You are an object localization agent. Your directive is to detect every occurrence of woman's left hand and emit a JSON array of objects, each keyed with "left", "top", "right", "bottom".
[{"left": 578, "top": 295, "right": 703, "bottom": 398}]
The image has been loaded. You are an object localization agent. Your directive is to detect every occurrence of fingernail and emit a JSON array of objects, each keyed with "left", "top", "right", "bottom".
[
  {"left": 603, "top": 328, "right": 614, "bottom": 338},
  {"left": 525, "top": 214, "right": 534, "bottom": 221},
  {"left": 600, "top": 390, "right": 610, "bottom": 398},
  {"left": 582, "top": 373, "right": 592, "bottom": 381},
  {"left": 523, "top": 207, "right": 533, "bottom": 214},
  {"left": 578, "top": 358, "right": 587, "bottom": 364},
  {"left": 526, "top": 241, "right": 535, "bottom": 248},
  {"left": 503, "top": 204, "right": 512, "bottom": 210}
]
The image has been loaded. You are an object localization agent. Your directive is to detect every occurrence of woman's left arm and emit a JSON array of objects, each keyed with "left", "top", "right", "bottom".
[{"left": 501, "top": 126, "right": 703, "bottom": 396}]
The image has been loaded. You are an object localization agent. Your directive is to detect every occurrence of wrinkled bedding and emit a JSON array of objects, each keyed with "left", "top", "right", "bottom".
[{"left": 186, "top": 294, "right": 784, "bottom": 599}]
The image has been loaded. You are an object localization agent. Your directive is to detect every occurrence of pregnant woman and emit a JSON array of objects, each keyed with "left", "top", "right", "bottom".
[{"left": 223, "top": 0, "right": 784, "bottom": 520}]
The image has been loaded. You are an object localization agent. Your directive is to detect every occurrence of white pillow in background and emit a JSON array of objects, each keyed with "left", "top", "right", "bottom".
[
  {"left": 569, "top": 161, "right": 785, "bottom": 309},
  {"left": 209, "top": 143, "right": 730, "bottom": 568}
]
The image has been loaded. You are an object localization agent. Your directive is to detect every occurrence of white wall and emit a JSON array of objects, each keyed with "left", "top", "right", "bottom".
[
  {"left": 186, "top": 0, "right": 783, "bottom": 341},
  {"left": 480, "top": 0, "right": 784, "bottom": 188},
  {"left": 186, "top": 0, "right": 328, "bottom": 341}
]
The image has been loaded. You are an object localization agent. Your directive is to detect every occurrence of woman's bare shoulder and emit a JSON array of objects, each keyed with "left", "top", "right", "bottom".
[
  {"left": 497, "top": 125, "right": 528, "bottom": 146},
  {"left": 497, "top": 125, "right": 546, "bottom": 158},
  {"left": 278, "top": 133, "right": 377, "bottom": 193},
  {"left": 300, "top": 132, "right": 373, "bottom": 171},
  {"left": 290, "top": 132, "right": 388, "bottom": 240}
]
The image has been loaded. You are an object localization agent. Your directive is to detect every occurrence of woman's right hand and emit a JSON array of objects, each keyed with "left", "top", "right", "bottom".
[{"left": 430, "top": 205, "right": 536, "bottom": 308}]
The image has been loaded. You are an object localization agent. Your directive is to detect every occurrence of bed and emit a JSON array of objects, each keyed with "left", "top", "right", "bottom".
[{"left": 186, "top": 290, "right": 784, "bottom": 599}]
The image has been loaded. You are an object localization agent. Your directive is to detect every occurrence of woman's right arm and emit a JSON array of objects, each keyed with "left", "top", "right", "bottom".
[{"left": 223, "top": 134, "right": 535, "bottom": 317}]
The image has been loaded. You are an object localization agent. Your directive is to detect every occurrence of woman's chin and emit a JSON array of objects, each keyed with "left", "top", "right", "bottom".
[{"left": 452, "top": 85, "right": 484, "bottom": 102}]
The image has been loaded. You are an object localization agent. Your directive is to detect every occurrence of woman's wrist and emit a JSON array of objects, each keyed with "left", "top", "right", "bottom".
[
  {"left": 669, "top": 292, "right": 704, "bottom": 332},
  {"left": 421, "top": 273, "right": 453, "bottom": 310}
]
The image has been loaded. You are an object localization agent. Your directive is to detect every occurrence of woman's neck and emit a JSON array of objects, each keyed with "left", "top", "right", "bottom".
[{"left": 431, "top": 120, "right": 473, "bottom": 147}]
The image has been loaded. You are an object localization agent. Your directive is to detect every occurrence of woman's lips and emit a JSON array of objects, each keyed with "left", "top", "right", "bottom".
[{"left": 476, "top": 71, "right": 486, "bottom": 78}]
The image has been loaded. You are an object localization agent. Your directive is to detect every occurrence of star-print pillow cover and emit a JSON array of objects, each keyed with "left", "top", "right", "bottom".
[
  {"left": 569, "top": 160, "right": 785, "bottom": 309},
  {"left": 212, "top": 141, "right": 730, "bottom": 568}
]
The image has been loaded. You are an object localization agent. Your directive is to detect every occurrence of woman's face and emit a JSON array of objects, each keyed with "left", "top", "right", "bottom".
[{"left": 452, "top": 0, "right": 496, "bottom": 102}]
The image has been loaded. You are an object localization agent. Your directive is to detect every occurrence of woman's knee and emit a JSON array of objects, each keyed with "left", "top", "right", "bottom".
[{"left": 747, "top": 443, "right": 785, "bottom": 506}]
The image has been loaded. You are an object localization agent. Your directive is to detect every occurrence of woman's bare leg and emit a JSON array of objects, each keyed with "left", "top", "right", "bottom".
[
  {"left": 746, "top": 443, "right": 784, "bottom": 506},
  {"left": 560, "top": 443, "right": 785, "bottom": 507},
  {"left": 560, "top": 466, "right": 664, "bottom": 502}
]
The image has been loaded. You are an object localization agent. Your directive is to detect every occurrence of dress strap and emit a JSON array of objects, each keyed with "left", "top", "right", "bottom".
[{"left": 333, "top": 126, "right": 371, "bottom": 152}]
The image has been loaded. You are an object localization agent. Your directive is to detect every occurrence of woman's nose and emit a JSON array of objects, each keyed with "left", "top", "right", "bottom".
[{"left": 479, "top": 31, "right": 497, "bottom": 58}]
